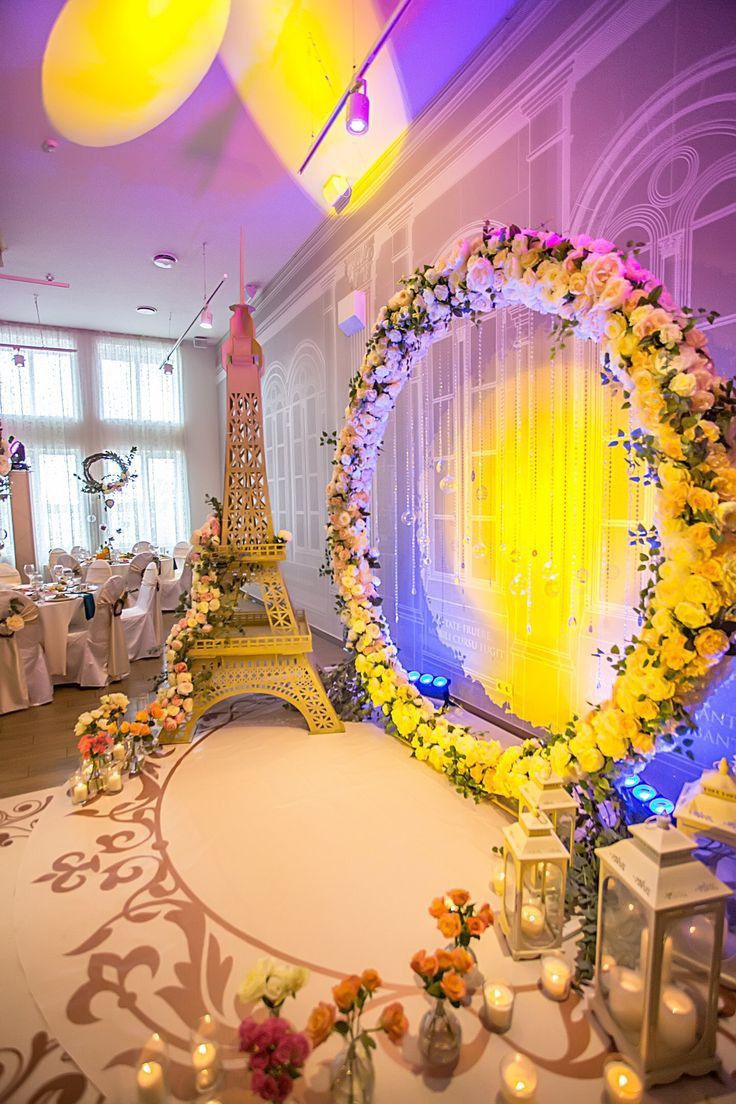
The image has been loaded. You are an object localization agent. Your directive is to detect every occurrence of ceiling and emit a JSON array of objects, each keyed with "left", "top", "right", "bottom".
[{"left": 0, "top": 0, "right": 516, "bottom": 342}]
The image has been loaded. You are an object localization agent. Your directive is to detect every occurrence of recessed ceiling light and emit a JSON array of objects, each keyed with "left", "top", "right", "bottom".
[
  {"left": 152, "top": 252, "right": 178, "bottom": 269},
  {"left": 136, "top": 305, "right": 157, "bottom": 315}
]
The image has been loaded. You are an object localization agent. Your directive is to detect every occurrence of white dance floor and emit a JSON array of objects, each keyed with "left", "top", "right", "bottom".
[{"left": 3, "top": 704, "right": 736, "bottom": 1102}]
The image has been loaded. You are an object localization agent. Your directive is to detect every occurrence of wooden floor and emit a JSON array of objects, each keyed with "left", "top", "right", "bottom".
[{"left": 0, "top": 619, "right": 347, "bottom": 800}]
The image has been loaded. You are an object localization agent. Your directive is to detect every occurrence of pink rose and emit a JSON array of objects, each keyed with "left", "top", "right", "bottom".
[{"left": 163, "top": 717, "right": 177, "bottom": 732}]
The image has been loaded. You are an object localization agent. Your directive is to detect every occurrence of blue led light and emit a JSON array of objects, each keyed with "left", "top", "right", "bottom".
[
  {"left": 432, "top": 676, "right": 448, "bottom": 688},
  {"left": 649, "top": 797, "right": 674, "bottom": 816},
  {"left": 407, "top": 671, "right": 420, "bottom": 683},
  {"left": 632, "top": 784, "right": 657, "bottom": 803},
  {"left": 419, "top": 674, "right": 434, "bottom": 686},
  {"left": 621, "top": 774, "right": 640, "bottom": 789}
]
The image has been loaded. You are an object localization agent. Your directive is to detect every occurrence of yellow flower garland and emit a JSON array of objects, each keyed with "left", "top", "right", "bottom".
[{"left": 326, "top": 225, "right": 736, "bottom": 801}]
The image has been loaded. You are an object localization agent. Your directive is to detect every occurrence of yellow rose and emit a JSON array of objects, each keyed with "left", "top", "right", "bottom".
[
  {"left": 674, "top": 601, "right": 710, "bottom": 629},
  {"left": 651, "top": 608, "right": 675, "bottom": 635},
  {"left": 718, "top": 502, "right": 736, "bottom": 533},
  {"left": 669, "top": 372, "right": 697, "bottom": 397},
  {"left": 687, "top": 486, "right": 718, "bottom": 514},
  {"left": 660, "top": 633, "right": 694, "bottom": 671},
  {"left": 630, "top": 728, "right": 656, "bottom": 755},
  {"left": 592, "top": 707, "right": 638, "bottom": 760},
  {"left": 683, "top": 574, "right": 720, "bottom": 613},
  {"left": 688, "top": 522, "right": 717, "bottom": 556},
  {"left": 694, "top": 558, "right": 725, "bottom": 584},
  {"left": 713, "top": 471, "right": 736, "bottom": 501},
  {"left": 549, "top": 741, "right": 573, "bottom": 780},
  {"left": 694, "top": 628, "right": 730, "bottom": 663}
]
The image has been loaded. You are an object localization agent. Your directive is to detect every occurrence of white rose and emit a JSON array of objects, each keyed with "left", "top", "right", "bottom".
[
  {"left": 239, "top": 957, "right": 274, "bottom": 1003},
  {"left": 264, "top": 974, "right": 288, "bottom": 1003},
  {"left": 466, "top": 255, "right": 493, "bottom": 292},
  {"left": 79, "top": 711, "right": 94, "bottom": 726},
  {"left": 669, "top": 372, "right": 697, "bottom": 397},
  {"left": 434, "top": 283, "right": 449, "bottom": 301},
  {"left": 276, "top": 529, "right": 292, "bottom": 542}
]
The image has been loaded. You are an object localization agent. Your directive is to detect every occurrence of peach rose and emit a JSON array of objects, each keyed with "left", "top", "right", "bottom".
[
  {"left": 466, "top": 916, "right": 486, "bottom": 937},
  {"left": 451, "top": 947, "right": 474, "bottom": 974},
  {"left": 360, "top": 968, "right": 382, "bottom": 994},
  {"left": 306, "top": 1002, "right": 336, "bottom": 1047},
  {"left": 419, "top": 953, "right": 439, "bottom": 979},
  {"left": 447, "top": 888, "right": 471, "bottom": 907},
  {"left": 437, "top": 950, "right": 454, "bottom": 971},
  {"left": 332, "top": 975, "right": 361, "bottom": 1012},
  {"left": 410, "top": 949, "right": 426, "bottom": 975},
  {"left": 440, "top": 971, "right": 466, "bottom": 1003},
  {"left": 476, "top": 904, "right": 494, "bottom": 928},
  {"left": 437, "top": 912, "right": 462, "bottom": 939},
  {"left": 428, "top": 896, "right": 448, "bottom": 919},
  {"left": 379, "top": 1001, "right": 408, "bottom": 1044}
]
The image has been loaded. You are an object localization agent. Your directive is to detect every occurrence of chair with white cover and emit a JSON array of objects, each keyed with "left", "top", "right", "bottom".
[
  {"left": 161, "top": 549, "right": 194, "bottom": 611},
  {"left": 132, "top": 540, "right": 154, "bottom": 553},
  {"left": 173, "top": 540, "right": 192, "bottom": 565},
  {"left": 71, "top": 545, "right": 86, "bottom": 557},
  {"left": 126, "top": 551, "right": 157, "bottom": 595},
  {"left": 121, "top": 562, "right": 163, "bottom": 660},
  {"left": 0, "top": 591, "right": 53, "bottom": 713},
  {"left": 0, "top": 562, "right": 22, "bottom": 586},
  {"left": 86, "top": 559, "right": 112, "bottom": 585},
  {"left": 57, "top": 552, "right": 83, "bottom": 579},
  {"left": 63, "top": 575, "right": 130, "bottom": 687},
  {"left": 158, "top": 554, "right": 175, "bottom": 580}
]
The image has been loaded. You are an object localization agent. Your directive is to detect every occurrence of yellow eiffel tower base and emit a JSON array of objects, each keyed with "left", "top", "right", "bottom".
[{"left": 159, "top": 606, "right": 344, "bottom": 743}]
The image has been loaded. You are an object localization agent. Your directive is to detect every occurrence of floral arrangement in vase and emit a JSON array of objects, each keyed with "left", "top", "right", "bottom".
[
  {"left": 239, "top": 957, "right": 310, "bottom": 1016},
  {"left": 306, "top": 970, "right": 407, "bottom": 1104},
  {"left": 238, "top": 1016, "right": 310, "bottom": 1103},
  {"left": 410, "top": 946, "right": 474, "bottom": 1067},
  {"left": 429, "top": 888, "right": 494, "bottom": 948}
]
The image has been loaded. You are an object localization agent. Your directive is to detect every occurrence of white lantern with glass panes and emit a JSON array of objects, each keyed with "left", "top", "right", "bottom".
[
  {"left": 499, "top": 811, "right": 569, "bottom": 960},
  {"left": 676, "top": 758, "right": 736, "bottom": 988},
  {"left": 518, "top": 769, "right": 577, "bottom": 861},
  {"left": 592, "top": 816, "right": 729, "bottom": 1087}
]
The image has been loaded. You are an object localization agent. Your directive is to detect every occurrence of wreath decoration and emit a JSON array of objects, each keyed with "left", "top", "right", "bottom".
[
  {"left": 77, "top": 447, "right": 138, "bottom": 498},
  {"left": 325, "top": 224, "right": 736, "bottom": 803}
]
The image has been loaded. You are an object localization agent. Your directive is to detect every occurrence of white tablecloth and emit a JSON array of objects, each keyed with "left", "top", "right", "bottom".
[{"left": 82, "top": 562, "right": 133, "bottom": 589}]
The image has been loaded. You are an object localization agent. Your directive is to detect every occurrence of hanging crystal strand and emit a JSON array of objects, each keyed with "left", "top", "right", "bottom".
[
  {"left": 408, "top": 376, "right": 417, "bottom": 598},
  {"left": 563, "top": 336, "right": 576, "bottom": 630},
  {"left": 526, "top": 312, "right": 536, "bottom": 635}
]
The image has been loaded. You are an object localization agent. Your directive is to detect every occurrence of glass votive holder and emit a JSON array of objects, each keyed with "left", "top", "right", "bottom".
[
  {"left": 140, "top": 1031, "right": 169, "bottom": 1069},
  {"left": 103, "top": 763, "right": 123, "bottom": 794},
  {"left": 603, "top": 1055, "right": 644, "bottom": 1104},
  {"left": 191, "top": 1032, "right": 221, "bottom": 1096},
  {"left": 540, "top": 952, "right": 572, "bottom": 1001},
  {"left": 136, "top": 1057, "right": 167, "bottom": 1103},
  {"left": 69, "top": 771, "right": 89, "bottom": 806},
  {"left": 112, "top": 740, "right": 127, "bottom": 763},
  {"left": 500, "top": 1051, "right": 538, "bottom": 1103},
  {"left": 482, "top": 980, "right": 514, "bottom": 1032}
]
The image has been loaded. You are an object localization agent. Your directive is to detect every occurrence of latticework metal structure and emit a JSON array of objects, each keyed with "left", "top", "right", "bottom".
[{"left": 162, "top": 301, "right": 342, "bottom": 742}]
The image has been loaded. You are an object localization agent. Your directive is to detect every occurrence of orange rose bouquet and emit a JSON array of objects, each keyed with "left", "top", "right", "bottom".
[
  {"left": 306, "top": 970, "right": 408, "bottom": 1099},
  {"left": 429, "top": 888, "right": 494, "bottom": 950},
  {"left": 410, "top": 946, "right": 474, "bottom": 1008}
]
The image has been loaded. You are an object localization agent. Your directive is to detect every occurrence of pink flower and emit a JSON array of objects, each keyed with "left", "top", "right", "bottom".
[
  {"left": 174, "top": 662, "right": 187, "bottom": 673},
  {"left": 163, "top": 717, "right": 177, "bottom": 732}
]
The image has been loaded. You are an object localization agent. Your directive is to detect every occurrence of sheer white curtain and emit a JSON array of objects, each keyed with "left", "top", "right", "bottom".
[
  {"left": 0, "top": 323, "right": 190, "bottom": 562},
  {"left": 94, "top": 334, "right": 189, "bottom": 551}
]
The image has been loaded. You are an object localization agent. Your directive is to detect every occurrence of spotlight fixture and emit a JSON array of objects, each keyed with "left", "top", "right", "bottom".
[
  {"left": 12, "top": 349, "right": 25, "bottom": 367},
  {"left": 152, "top": 252, "right": 178, "bottom": 269},
  {"left": 322, "top": 174, "right": 352, "bottom": 212},
  {"left": 199, "top": 306, "right": 213, "bottom": 329},
  {"left": 136, "top": 305, "right": 157, "bottom": 315},
  {"left": 346, "top": 78, "right": 370, "bottom": 135},
  {"left": 162, "top": 360, "right": 174, "bottom": 375}
]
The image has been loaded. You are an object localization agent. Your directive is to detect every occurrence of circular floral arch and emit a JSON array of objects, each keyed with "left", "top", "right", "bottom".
[{"left": 326, "top": 224, "right": 736, "bottom": 801}]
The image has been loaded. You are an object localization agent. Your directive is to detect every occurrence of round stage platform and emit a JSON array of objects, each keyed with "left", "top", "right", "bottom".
[{"left": 6, "top": 707, "right": 736, "bottom": 1102}]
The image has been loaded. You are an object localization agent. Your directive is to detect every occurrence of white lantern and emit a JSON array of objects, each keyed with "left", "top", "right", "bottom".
[
  {"left": 676, "top": 758, "right": 736, "bottom": 988},
  {"left": 592, "top": 816, "right": 730, "bottom": 1087},
  {"left": 518, "top": 768, "right": 577, "bottom": 860},
  {"left": 499, "top": 811, "right": 569, "bottom": 960}
]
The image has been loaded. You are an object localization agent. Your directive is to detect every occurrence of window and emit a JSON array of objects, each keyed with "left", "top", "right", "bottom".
[{"left": 0, "top": 324, "right": 191, "bottom": 560}]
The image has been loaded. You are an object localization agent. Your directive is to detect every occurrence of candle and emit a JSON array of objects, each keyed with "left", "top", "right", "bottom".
[
  {"left": 483, "top": 981, "right": 514, "bottom": 1031},
  {"left": 500, "top": 1052, "right": 538, "bottom": 1102},
  {"left": 658, "top": 984, "right": 697, "bottom": 1052},
  {"left": 192, "top": 1040, "right": 219, "bottom": 1094},
  {"left": 106, "top": 767, "right": 123, "bottom": 793},
  {"left": 491, "top": 866, "right": 506, "bottom": 897},
  {"left": 197, "top": 1012, "right": 217, "bottom": 1040},
  {"left": 136, "top": 1060, "right": 166, "bottom": 1104},
  {"left": 608, "top": 966, "right": 644, "bottom": 1032},
  {"left": 603, "top": 1058, "right": 643, "bottom": 1104},
  {"left": 540, "top": 954, "right": 572, "bottom": 1001},
  {"left": 520, "top": 903, "right": 545, "bottom": 939},
  {"left": 141, "top": 1032, "right": 168, "bottom": 1065},
  {"left": 112, "top": 742, "right": 127, "bottom": 762},
  {"left": 71, "top": 779, "right": 88, "bottom": 805}
]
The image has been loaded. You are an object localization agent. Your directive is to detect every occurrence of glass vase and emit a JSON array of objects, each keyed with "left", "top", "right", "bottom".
[
  {"left": 330, "top": 1040, "right": 375, "bottom": 1104},
  {"left": 418, "top": 999, "right": 462, "bottom": 1067}
]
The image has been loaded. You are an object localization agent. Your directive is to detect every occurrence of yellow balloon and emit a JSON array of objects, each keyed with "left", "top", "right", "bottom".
[{"left": 42, "top": 0, "right": 231, "bottom": 146}]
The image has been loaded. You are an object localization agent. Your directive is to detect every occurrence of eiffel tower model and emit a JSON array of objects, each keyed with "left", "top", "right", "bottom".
[{"left": 166, "top": 290, "right": 343, "bottom": 742}]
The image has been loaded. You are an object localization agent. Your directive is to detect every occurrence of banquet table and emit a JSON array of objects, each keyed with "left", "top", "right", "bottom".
[{"left": 81, "top": 561, "right": 133, "bottom": 589}]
